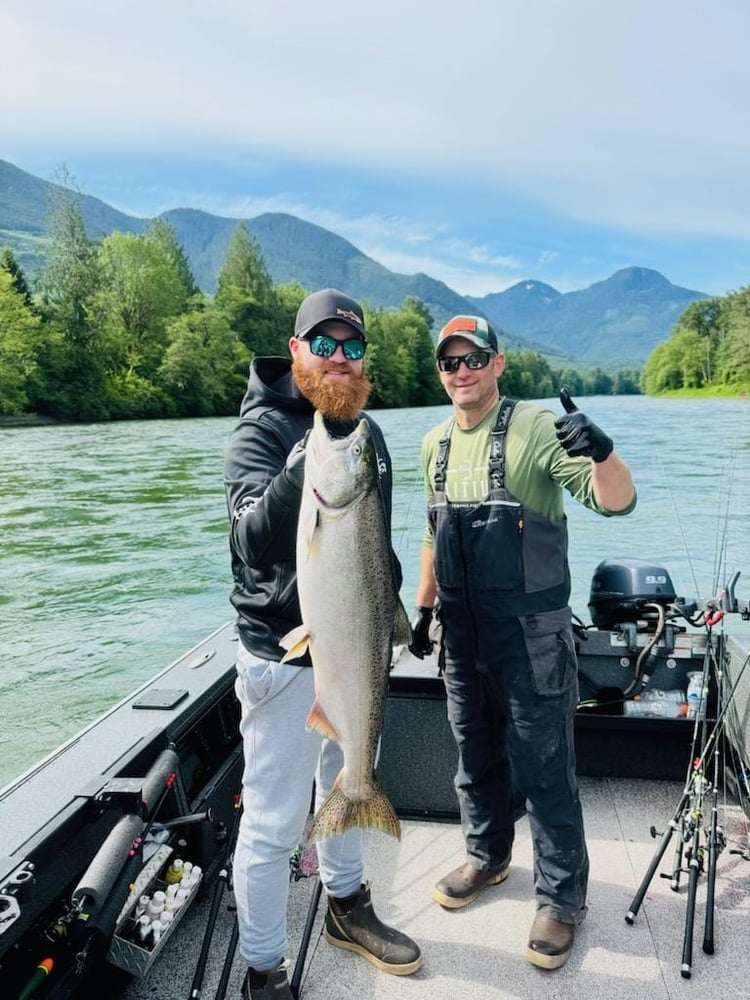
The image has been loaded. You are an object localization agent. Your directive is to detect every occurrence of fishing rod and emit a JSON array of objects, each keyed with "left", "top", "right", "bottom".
[
  {"left": 202, "top": 810, "right": 322, "bottom": 1000},
  {"left": 626, "top": 627, "right": 750, "bottom": 977},
  {"left": 679, "top": 765, "right": 707, "bottom": 979},
  {"left": 188, "top": 792, "right": 242, "bottom": 1000},
  {"left": 289, "top": 879, "right": 323, "bottom": 999},
  {"left": 701, "top": 689, "right": 726, "bottom": 958},
  {"left": 625, "top": 615, "right": 728, "bottom": 920},
  {"left": 679, "top": 610, "right": 731, "bottom": 978},
  {"left": 213, "top": 918, "right": 239, "bottom": 1000}
]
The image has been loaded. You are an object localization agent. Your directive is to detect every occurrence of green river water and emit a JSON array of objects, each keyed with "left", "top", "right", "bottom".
[{"left": 1, "top": 396, "right": 749, "bottom": 787}]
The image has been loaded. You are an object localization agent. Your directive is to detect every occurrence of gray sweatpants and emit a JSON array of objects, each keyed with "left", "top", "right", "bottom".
[{"left": 233, "top": 643, "right": 363, "bottom": 971}]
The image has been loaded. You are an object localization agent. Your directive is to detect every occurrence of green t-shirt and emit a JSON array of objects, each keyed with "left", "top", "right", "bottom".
[{"left": 420, "top": 399, "right": 635, "bottom": 545}]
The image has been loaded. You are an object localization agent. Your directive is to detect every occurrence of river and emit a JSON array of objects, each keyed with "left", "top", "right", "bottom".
[{"left": 1, "top": 396, "right": 749, "bottom": 787}]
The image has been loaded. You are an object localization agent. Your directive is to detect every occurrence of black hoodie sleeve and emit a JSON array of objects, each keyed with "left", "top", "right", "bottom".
[
  {"left": 366, "top": 416, "right": 404, "bottom": 592},
  {"left": 224, "top": 411, "right": 307, "bottom": 567}
]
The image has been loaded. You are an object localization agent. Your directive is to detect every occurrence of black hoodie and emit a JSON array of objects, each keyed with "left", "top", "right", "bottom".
[{"left": 223, "top": 356, "right": 400, "bottom": 664}]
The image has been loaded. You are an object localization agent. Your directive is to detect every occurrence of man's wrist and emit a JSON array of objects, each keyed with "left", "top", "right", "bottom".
[{"left": 591, "top": 436, "right": 614, "bottom": 463}]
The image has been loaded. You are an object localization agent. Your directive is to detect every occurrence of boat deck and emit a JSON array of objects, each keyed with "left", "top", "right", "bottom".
[{"left": 122, "top": 774, "right": 750, "bottom": 1000}]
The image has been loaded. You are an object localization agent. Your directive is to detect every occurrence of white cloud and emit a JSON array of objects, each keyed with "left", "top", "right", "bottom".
[
  {"left": 4, "top": 0, "right": 750, "bottom": 292},
  {"left": 198, "top": 196, "right": 528, "bottom": 295}
]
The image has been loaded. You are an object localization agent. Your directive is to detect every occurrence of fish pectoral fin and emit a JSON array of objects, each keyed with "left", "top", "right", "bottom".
[
  {"left": 306, "top": 700, "right": 340, "bottom": 741},
  {"left": 299, "top": 506, "right": 320, "bottom": 557},
  {"left": 279, "top": 624, "right": 310, "bottom": 662},
  {"left": 393, "top": 598, "right": 412, "bottom": 646}
]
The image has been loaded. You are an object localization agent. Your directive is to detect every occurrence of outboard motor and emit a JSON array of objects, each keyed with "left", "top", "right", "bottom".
[{"left": 588, "top": 558, "right": 677, "bottom": 630}]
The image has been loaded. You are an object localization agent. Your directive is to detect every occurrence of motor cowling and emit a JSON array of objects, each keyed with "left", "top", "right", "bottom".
[{"left": 588, "top": 558, "right": 677, "bottom": 630}]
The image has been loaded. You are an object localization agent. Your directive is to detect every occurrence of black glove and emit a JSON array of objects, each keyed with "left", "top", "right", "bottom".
[
  {"left": 281, "top": 433, "right": 308, "bottom": 491},
  {"left": 554, "top": 388, "right": 613, "bottom": 463},
  {"left": 408, "top": 606, "right": 435, "bottom": 659}
]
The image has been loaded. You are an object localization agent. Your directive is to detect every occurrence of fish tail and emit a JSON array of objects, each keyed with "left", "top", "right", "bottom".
[{"left": 309, "top": 783, "right": 401, "bottom": 842}]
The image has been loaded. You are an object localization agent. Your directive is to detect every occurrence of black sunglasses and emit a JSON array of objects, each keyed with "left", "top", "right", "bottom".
[
  {"left": 307, "top": 334, "right": 367, "bottom": 361},
  {"left": 437, "top": 350, "right": 494, "bottom": 374}
]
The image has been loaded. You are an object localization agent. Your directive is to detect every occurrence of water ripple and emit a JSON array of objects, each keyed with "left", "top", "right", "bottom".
[{"left": 1, "top": 399, "right": 748, "bottom": 786}]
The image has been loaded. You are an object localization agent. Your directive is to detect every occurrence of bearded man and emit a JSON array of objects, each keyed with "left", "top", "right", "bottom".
[{"left": 223, "top": 289, "right": 422, "bottom": 1000}]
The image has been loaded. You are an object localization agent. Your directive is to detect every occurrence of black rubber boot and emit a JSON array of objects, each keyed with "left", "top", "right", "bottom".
[
  {"left": 241, "top": 960, "right": 294, "bottom": 999},
  {"left": 325, "top": 882, "right": 422, "bottom": 976}
]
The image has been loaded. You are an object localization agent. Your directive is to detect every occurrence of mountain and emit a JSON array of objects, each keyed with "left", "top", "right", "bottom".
[
  {"left": 159, "top": 207, "right": 484, "bottom": 333},
  {"left": 469, "top": 268, "right": 709, "bottom": 366},
  {"left": 1, "top": 158, "right": 710, "bottom": 366},
  {"left": 0, "top": 160, "right": 490, "bottom": 338}
]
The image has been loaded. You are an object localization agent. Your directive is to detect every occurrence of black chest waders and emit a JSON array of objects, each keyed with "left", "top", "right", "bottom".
[
  {"left": 428, "top": 398, "right": 589, "bottom": 922},
  {"left": 429, "top": 398, "right": 524, "bottom": 607}
]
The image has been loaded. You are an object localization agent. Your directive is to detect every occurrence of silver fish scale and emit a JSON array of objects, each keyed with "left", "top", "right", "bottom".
[{"left": 296, "top": 413, "right": 408, "bottom": 834}]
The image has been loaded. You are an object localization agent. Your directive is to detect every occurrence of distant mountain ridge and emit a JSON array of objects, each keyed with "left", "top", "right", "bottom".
[
  {"left": 1, "top": 158, "right": 710, "bottom": 366},
  {"left": 0, "top": 160, "right": 488, "bottom": 342},
  {"left": 469, "top": 269, "right": 709, "bottom": 366}
]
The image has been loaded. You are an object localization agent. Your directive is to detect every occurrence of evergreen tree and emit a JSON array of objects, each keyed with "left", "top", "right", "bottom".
[
  {"left": 583, "top": 368, "right": 614, "bottom": 395},
  {"left": 0, "top": 248, "right": 33, "bottom": 307},
  {"left": 611, "top": 369, "right": 642, "bottom": 395},
  {"left": 148, "top": 218, "right": 199, "bottom": 299},
  {"left": 400, "top": 297, "right": 442, "bottom": 406},
  {"left": 35, "top": 168, "right": 106, "bottom": 419},
  {"left": 499, "top": 350, "right": 554, "bottom": 399},
  {"left": 555, "top": 368, "right": 584, "bottom": 396},
  {"left": 0, "top": 268, "right": 42, "bottom": 414},
  {"left": 215, "top": 224, "right": 287, "bottom": 356}
]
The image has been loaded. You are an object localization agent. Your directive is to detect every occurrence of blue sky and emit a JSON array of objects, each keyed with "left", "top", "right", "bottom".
[{"left": 3, "top": 0, "right": 750, "bottom": 298}]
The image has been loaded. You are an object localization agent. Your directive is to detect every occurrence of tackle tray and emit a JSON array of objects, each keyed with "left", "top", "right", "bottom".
[{"left": 106, "top": 844, "right": 202, "bottom": 977}]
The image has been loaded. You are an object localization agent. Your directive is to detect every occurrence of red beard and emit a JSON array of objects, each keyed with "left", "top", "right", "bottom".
[{"left": 292, "top": 356, "right": 372, "bottom": 421}]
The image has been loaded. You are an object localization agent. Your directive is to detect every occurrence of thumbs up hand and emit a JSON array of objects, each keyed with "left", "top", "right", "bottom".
[{"left": 553, "top": 388, "right": 614, "bottom": 463}]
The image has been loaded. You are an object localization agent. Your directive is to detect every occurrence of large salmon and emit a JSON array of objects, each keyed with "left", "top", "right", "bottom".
[{"left": 280, "top": 411, "right": 411, "bottom": 841}]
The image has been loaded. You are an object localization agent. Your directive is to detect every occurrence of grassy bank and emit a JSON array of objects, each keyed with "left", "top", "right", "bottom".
[{"left": 653, "top": 385, "right": 749, "bottom": 399}]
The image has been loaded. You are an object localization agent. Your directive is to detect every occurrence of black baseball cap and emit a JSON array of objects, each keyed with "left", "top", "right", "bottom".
[{"left": 294, "top": 288, "right": 366, "bottom": 340}]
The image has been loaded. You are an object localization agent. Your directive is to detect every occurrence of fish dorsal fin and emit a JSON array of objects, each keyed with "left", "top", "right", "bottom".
[
  {"left": 393, "top": 598, "right": 412, "bottom": 646},
  {"left": 279, "top": 624, "right": 310, "bottom": 662},
  {"left": 306, "top": 699, "right": 340, "bottom": 741}
]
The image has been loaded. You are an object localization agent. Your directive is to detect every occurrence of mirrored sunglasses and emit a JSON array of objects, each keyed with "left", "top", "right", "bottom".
[
  {"left": 307, "top": 333, "right": 367, "bottom": 361},
  {"left": 437, "top": 350, "right": 494, "bottom": 373}
]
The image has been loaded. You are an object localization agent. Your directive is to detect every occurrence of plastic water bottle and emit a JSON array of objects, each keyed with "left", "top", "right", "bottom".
[
  {"left": 686, "top": 671, "right": 706, "bottom": 720},
  {"left": 639, "top": 688, "right": 686, "bottom": 703},
  {"left": 624, "top": 699, "right": 688, "bottom": 718}
]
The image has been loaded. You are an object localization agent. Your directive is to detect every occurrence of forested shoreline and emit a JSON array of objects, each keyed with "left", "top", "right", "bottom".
[
  {"left": 640, "top": 293, "right": 750, "bottom": 395},
  {"left": 9, "top": 180, "right": 748, "bottom": 423}
]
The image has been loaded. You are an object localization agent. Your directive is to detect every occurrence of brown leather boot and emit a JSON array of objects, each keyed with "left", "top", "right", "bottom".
[
  {"left": 525, "top": 913, "right": 575, "bottom": 969},
  {"left": 325, "top": 883, "right": 422, "bottom": 976},
  {"left": 432, "top": 861, "right": 510, "bottom": 909}
]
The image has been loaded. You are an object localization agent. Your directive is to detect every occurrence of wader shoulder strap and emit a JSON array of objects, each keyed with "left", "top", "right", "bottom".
[
  {"left": 489, "top": 397, "right": 517, "bottom": 490},
  {"left": 433, "top": 419, "right": 455, "bottom": 494}
]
